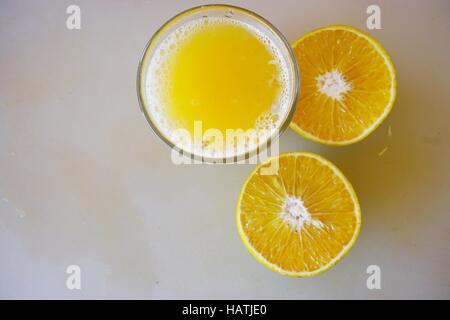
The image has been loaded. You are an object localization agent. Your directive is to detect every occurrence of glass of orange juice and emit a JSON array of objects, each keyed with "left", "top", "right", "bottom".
[{"left": 137, "top": 5, "right": 299, "bottom": 163}]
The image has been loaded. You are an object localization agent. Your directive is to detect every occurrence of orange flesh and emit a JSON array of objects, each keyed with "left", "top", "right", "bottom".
[
  {"left": 238, "top": 153, "right": 359, "bottom": 274},
  {"left": 291, "top": 28, "right": 394, "bottom": 143}
]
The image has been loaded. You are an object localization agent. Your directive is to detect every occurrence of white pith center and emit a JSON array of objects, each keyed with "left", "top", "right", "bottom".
[
  {"left": 280, "top": 196, "right": 324, "bottom": 231},
  {"left": 316, "top": 69, "right": 352, "bottom": 101}
]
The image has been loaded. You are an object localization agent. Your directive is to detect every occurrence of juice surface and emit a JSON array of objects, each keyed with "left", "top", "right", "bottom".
[{"left": 154, "top": 18, "right": 286, "bottom": 134}]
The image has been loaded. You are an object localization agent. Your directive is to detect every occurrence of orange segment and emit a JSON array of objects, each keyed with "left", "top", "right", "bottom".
[
  {"left": 290, "top": 25, "right": 396, "bottom": 145},
  {"left": 236, "top": 152, "right": 361, "bottom": 276}
]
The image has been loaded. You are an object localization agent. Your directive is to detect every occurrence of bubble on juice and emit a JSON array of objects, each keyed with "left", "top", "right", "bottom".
[
  {"left": 144, "top": 16, "right": 292, "bottom": 159},
  {"left": 255, "top": 112, "right": 279, "bottom": 131}
]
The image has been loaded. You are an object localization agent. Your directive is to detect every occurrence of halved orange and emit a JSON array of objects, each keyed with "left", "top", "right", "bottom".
[
  {"left": 291, "top": 25, "right": 396, "bottom": 145},
  {"left": 236, "top": 152, "right": 361, "bottom": 276}
]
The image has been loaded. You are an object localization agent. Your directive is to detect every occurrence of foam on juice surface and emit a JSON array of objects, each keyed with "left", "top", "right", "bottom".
[{"left": 144, "top": 17, "right": 292, "bottom": 159}]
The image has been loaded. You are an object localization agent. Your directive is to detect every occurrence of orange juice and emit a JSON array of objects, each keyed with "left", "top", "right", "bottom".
[{"left": 141, "top": 8, "right": 298, "bottom": 160}]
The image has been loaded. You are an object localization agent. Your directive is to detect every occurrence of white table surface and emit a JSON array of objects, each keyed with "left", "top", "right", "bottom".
[{"left": 1, "top": 0, "right": 449, "bottom": 299}]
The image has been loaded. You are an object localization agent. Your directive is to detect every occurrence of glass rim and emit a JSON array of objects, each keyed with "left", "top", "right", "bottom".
[{"left": 136, "top": 4, "right": 300, "bottom": 163}]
